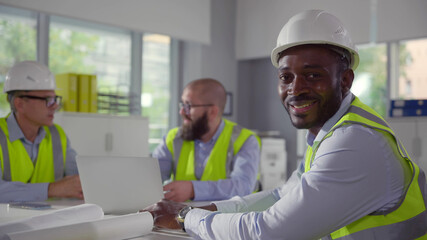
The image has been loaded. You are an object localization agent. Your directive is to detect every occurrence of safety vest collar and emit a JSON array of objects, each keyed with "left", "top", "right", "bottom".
[
  {"left": 310, "top": 93, "right": 356, "bottom": 145},
  {"left": 6, "top": 113, "right": 47, "bottom": 144},
  {"left": 174, "top": 119, "right": 236, "bottom": 181},
  {"left": 166, "top": 119, "right": 258, "bottom": 181}
]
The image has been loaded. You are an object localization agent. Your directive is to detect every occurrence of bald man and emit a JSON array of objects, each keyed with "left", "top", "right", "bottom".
[{"left": 152, "top": 78, "right": 260, "bottom": 202}]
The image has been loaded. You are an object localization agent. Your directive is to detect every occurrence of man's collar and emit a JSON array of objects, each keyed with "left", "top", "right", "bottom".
[
  {"left": 7, "top": 113, "right": 46, "bottom": 143},
  {"left": 195, "top": 119, "right": 225, "bottom": 144},
  {"left": 307, "top": 93, "right": 354, "bottom": 145},
  {"left": 211, "top": 119, "right": 225, "bottom": 142}
]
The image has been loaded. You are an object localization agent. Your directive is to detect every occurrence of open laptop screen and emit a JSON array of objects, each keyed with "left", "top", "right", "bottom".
[{"left": 76, "top": 156, "right": 164, "bottom": 215}]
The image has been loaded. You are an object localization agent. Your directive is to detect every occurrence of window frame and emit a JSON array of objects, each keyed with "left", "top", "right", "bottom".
[{"left": 0, "top": 4, "right": 178, "bottom": 150}]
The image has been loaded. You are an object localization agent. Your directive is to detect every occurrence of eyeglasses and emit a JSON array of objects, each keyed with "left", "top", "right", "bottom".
[
  {"left": 179, "top": 102, "right": 214, "bottom": 115},
  {"left": 18, "top": 95, "right": 62, "bottom": 108}
]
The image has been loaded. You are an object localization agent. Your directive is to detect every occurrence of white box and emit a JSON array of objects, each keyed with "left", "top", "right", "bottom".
[{"left": 260, "top": 138, "right": 287, "bottom": 190}]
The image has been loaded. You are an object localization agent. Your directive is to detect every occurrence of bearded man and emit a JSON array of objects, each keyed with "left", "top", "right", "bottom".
[{"left": 152, "top": 78, "right": 260, "bottom": 202}]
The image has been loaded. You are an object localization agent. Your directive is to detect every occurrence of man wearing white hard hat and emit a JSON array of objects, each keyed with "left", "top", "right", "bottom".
[
  {"left": 143, "top": 10, "right": 427, "bottom": 239},
  {"left": 0, "top": 60, "right": 83, "bottom": 202}
]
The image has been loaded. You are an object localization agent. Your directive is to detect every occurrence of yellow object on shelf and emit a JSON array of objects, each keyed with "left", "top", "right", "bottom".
[
  {"left": 55, "top": 73, "right": 78, "bottom": 112},
  {"left": 77, "top": 74, "right": 90, "bottom": 112},
  {"left": 55, "top": 73, "right": 97, "bottom": 113},
  {"left": 89, "top": 75, "right": 98, "bottom": 113}
]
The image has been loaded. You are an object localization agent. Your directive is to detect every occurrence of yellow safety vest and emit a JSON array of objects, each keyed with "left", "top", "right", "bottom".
[
  {"left": 0, "top": 117, "right": 68, "bottom": 183},
  {"left": 305, "top": 96, "right": 427, "bottom": 240},
  {"left": 165, "top": 119, "right": 260, "bottom": 181}
]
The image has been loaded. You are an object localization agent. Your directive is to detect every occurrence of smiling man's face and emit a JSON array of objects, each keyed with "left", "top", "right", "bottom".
[{"left": 277, "top": 45, "right": 348, "bottom": 135}]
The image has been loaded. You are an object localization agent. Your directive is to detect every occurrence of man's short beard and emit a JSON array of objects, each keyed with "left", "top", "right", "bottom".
[{"left": 181, "top": 112, "right": 209, "bottom": 141}]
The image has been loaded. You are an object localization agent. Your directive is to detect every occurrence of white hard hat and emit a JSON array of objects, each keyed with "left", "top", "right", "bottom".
[
  {"left": 271, "top": 10, "right": 359, "bottom": 70},
  {"left": 3, "top": 61, "right": 56, "bottom": 93}
]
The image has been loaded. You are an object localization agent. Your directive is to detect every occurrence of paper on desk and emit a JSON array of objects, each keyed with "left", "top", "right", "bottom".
[
  {"left": 6, "top": 212, "right": 153, "bottom": 240},
  {"left": 0, "top": 203, "right": 103, "bottom": 235}
]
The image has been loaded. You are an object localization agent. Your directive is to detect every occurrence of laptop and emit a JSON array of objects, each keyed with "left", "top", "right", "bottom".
[{"left": 76, "top": 156, "right": 164, "bottom": 215}]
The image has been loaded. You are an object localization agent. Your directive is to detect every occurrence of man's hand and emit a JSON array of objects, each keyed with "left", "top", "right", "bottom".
[
  {"left": 141, "top": 199, "right": 186, "bottom": 229},
  {"left": 163, "top": 181, "right": 194, "bottom": 202},
  {"left": 48, "top": 175, "right": 83, "bottom": 199}
]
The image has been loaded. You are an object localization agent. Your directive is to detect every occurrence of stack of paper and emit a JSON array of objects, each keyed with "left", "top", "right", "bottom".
[{"left": 0, "top": 204, "right": 154, "bottom": 240}]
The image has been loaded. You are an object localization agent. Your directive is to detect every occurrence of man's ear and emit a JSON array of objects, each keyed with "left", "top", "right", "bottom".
[
  {"left": 14, "top": 97, "right": 24, "bottom": 112},
  {"left": 341, "top": 69, "right": 354, "bottom": 96},
  {"left": 209, "top": 105, "right": 220, "bottom": 119}
]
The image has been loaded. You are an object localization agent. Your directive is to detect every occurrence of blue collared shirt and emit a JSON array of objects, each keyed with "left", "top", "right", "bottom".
[
  {"left": 185, "top": 93, "right": 409, "bottom": 239},
  {"left": 152, "top": 119, "right": 260, "bottom": 201},
  {"left": 0, "top": 113, "right": 78, "bottom": 202}
]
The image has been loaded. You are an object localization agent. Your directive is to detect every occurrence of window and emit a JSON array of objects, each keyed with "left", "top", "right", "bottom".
[
  {"left": 352, "top": 43, "right": 387, "bottom": 117},
  {"left": 0, "top": 6, "right": 174, "bottom": 153},
  {"left": 397, "top": 38, "right": 427, "bottom": 100},
  {"left": 0, "top": 5, "right": 37, "bottom": 117},
  {"left": 142, "top": 34, "right": 171, "bottom": 152},
  {"left": 350, "top": 39, "right": 427, "bottom": 118},
  {"left": 49, "top": 16, "right": 132, "bottom": 115}
]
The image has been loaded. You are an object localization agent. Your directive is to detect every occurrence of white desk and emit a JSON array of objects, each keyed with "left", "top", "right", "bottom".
[{"left": 0, "top": 200, "right": 192, "bottom": 240}]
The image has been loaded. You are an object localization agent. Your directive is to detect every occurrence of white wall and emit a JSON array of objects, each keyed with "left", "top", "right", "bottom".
[
  {"left": 0, "top": 0, "right": 211, "bottom": 44},
  {"left": 236, "top": 0, "right": 427, "bottom": 60},
  {"left": 180, "top": 0, "right": 238, "bottom": 122}
]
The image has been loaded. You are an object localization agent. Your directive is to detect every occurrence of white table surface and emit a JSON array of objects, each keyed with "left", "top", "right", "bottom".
[{"left": 0, "top": 199, "right": 192, "bottom": 240}]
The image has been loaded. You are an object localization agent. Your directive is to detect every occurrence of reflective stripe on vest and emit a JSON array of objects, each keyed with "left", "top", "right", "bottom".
[
  {"left": 304, "top": 96, "right": 427, "bottom": 239},
  {"left": 49, "top": 125, "right": 66, "bottom": 181},
  {"left": 0, "top": 118, "right": 67, "bottom": 182},
  {"left": 165, "top": 119, "right": 259, "bottom": 181}
]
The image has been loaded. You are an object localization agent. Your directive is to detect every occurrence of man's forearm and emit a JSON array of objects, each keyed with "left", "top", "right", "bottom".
[{"left": 198, "top": 203, "right": 217, "bottom": 211}]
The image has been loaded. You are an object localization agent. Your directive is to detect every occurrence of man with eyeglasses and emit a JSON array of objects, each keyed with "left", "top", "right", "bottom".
[
  {"left": 0, "top": 61, "right": 83, "bottom": 203},
  {"left": 152, "top": 78, "right": 261, "bottom": 202}
]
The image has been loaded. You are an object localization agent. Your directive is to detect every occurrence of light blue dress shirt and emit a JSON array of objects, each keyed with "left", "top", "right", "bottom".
[
  {"left": 184, "top": 93, "right": 412, "bottom": 239},
  {"left": 152, "top": 119, "right": 260, "bottom": 201},
  {"left": 0, "top": 113, "right": 78, "bottom": 203}
]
